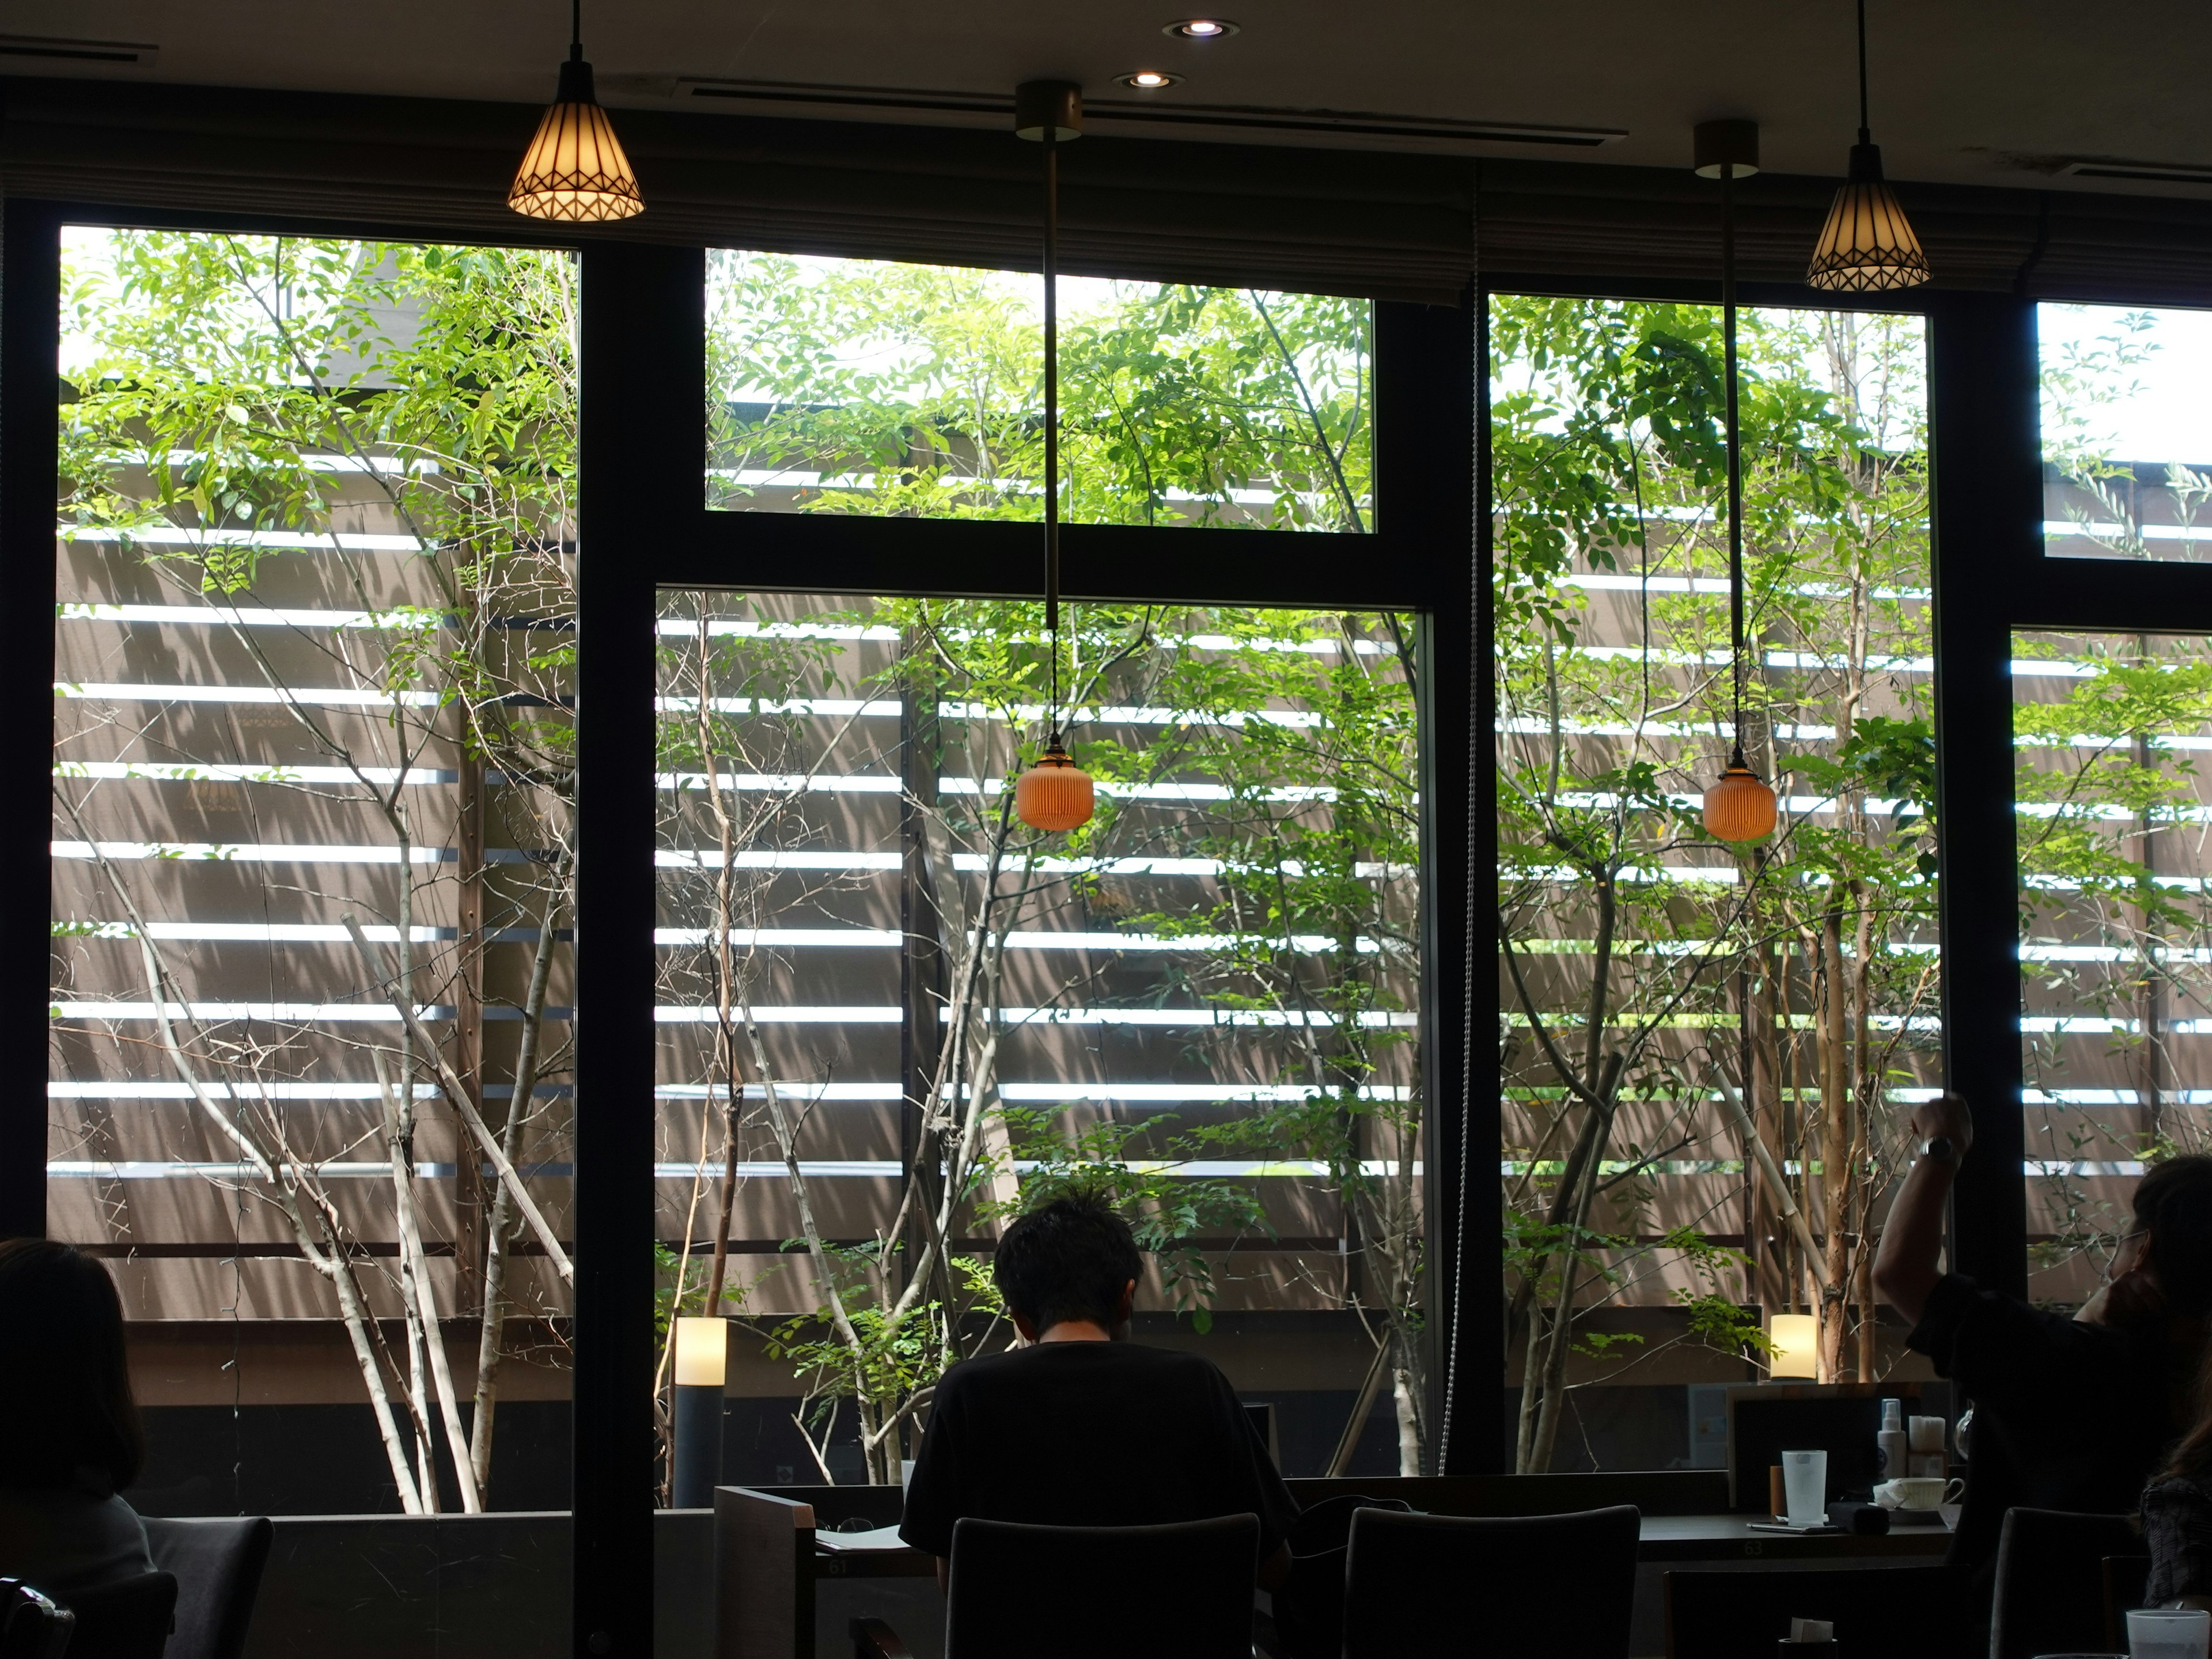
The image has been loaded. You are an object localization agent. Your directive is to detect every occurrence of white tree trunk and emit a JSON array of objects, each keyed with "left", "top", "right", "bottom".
[{"left": 1393, "top": 1370, "right": 1422, "bottom": 1477}]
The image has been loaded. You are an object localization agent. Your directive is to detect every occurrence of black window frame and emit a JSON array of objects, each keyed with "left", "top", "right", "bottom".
[
  {"left": 1, "top": 202, "right": 1475, "bottom": 1659},
  {"left": 1479, "top": 270, "right": 2212, "bottom": 1344},
  {"left": 20, "top": 186, "right": 2196, "bottom": 1659}
]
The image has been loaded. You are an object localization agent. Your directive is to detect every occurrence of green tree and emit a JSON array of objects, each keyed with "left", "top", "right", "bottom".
[
  {"left": 1492, "top": 296, "right": 1940, "bottom": 1468},
  {"left": 2014, "top": 638, "right": 2212, "bottom": 1281},
  {"left": 706, "top": 253, "right": 1370, "bottom": 530},
  {"left": 654, "top": 596, "right": 1422, "bottom": 1480},
  {"left": 56, "top": 232, "right": 579, "bottom": 1510}
]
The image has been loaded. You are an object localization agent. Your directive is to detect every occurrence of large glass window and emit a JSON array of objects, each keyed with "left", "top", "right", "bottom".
[
  {"left": 650, "top": 594, "right": 1421, "bottom": 1485},
  {"left": 2040, "top": 302, "right": 2212, "bottom": 562},
  {"left": 52, "top": 230, "right": 578, "bottom": 1514},
  {"left": 2014, "top": 630, "right": 2212, "bottom": 1301},
  {"left": 1493, "top": 296, "right": 1938, "bottom": 1471},
  {"left": 705, "top": 251, "right": 1372, "bottom": 532}
]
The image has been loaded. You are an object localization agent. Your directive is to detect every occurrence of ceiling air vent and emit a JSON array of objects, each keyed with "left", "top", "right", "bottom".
[
  {"left": 2061, "top": 158, "right": 2212, "bottom": 186},
  {"left": 673, "top": 78, "right": 1624, "bottom": 151},
  {"left": 0, "top": 34, "right": 158, "bottom": 66}
]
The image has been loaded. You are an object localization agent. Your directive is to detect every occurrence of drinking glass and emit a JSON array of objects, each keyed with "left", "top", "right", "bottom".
[
  {"left": 1780, "top": 1448, "right": 1827, "bottom": 1527},
  {"left": 2130, "top": 1608, "right": 2212, "bottom": 1659}
]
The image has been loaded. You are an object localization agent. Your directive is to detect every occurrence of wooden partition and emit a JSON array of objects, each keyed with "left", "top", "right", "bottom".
[{"left": 713, "top": 1490, "right": 818, "bottom": 1659}]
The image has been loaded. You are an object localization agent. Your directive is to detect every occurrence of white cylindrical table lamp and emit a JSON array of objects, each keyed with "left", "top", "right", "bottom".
[
  {"left": 1767, "top": 1312, "right": 1819, "bottom": 1380},
  {"left": 672, "top": 1316, "right": 727, "bottom": 1508}
]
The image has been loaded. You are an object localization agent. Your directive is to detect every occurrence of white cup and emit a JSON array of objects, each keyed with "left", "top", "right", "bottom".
[
  {"left": 1875, "top": 1476, "right": 1965, "bottom": 1511},
  {"left": 2130, "top": 1607, "right": 2211, "bottom": 1659},
  {"left": 1780, "top": 1448, "right": 1828, "bottom": 1527}
]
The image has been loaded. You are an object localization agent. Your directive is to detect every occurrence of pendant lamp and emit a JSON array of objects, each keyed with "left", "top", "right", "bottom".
[
  {"left": 507, "top": 0, "right": 643, "bottom": 223},
  {"left": 1695, "top": 121, "right": 1779, "bottom": 846},
  {"left": 1805, "top": 0, "right": 1928, "bottom": 291},
  {"left": 1013, "top": 81, "right": 1096, "bottom": 835}
]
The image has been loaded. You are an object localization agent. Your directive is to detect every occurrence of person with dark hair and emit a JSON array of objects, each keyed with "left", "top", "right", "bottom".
[
  {"left": 2141, "top": 1350, "right": 2212, "bottom": 1611},
  {"left": 1873, "top": 1096, "right": 2212, "bottom": 1611},
  {"left": 898, "top": 1194, "right": 1298, "bottom": 1588},
  {"left": 0, "top": 1237, "right": 157, "bottom": 1596}
]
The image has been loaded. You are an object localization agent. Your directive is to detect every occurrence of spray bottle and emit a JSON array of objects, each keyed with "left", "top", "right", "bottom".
[{"left": 1876, "top": 1397, "right": 1908, "bottom": 1482}]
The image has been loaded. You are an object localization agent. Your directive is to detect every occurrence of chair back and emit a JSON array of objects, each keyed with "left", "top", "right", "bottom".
[
  {"left": 1342, "top": 1504, "right": 1640, "bottom": 1659},
  {"left": 944, "top": 1513, "right": 1259, "bottom": 1659},
  {"left": 2103, "top": 1554, "right": 2153, "bottom": 1653},
  {"left": 1989, "top": 1508, "right": 2141, "bottom": 1659},
  {"left": 0, "top": 1581, "right": 74, "bottom": 1659},
  {"left": 1286, "top": 1470, "right": 1726, "bottom": 1517},
  {"left": 1664, "top": 1565, "right": 1967, "bottom": 1659},
  {"left": 143, "top": 1518, "right": 271, "bottom": 1659},
  {"left": 58, "top": 1571, "right": 177, "bottom": 1659}
]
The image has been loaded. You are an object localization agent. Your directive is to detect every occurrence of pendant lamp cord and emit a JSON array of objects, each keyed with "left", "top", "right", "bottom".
[
  {"left": 1043, "top": 129, "right": 1062, "bottom": 745},
  {"left": 1856, "top": 0, "right": 1871, "bottom": 145},
  {"left": 570, "top": 0, "right": 582, "bottom": 59},
  {"left": 1722, "top": 158, "right": 1747, "bottom": 771},
  {"left": 1437, "top": 161, "right": 1481, "bottom": 1475}
]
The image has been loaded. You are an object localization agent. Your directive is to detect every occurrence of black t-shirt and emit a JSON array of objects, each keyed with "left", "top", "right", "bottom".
[
  {"left": 1908, "top": 1272, "right": 2178, "bottom": 1581},
  {"left": 898, "top": 1340, "right": 1300, "bottom": 1560}
]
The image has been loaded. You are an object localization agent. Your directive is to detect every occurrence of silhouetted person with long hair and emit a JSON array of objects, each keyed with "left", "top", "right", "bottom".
[
  {"left": 0, "top": 1238, "right": 156, "bottom": 1594},
  {"left": 1876, "top": 1100, "right": 2212, "bottom": 1623}
]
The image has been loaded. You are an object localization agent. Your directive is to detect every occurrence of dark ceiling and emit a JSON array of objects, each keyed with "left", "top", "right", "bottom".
[{"left": 3, "top": 1, "right": 2200, "bottom": 196}]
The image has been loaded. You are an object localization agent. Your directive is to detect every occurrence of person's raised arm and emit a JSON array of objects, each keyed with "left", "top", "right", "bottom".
[{"left": 1872, "top": 1093, "right": 1973, "bottom": 1327}]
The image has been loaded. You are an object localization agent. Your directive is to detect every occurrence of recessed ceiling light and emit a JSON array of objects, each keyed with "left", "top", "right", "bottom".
[
  {"left": 1119, "top": 70, "right": 1180, "bottom": 89},
  {"left": 1164, "top": 18, "right": 1238, "bottom": 37}
]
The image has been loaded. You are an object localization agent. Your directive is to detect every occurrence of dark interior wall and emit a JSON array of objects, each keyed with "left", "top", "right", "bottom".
[
  {"left": 8, "top": 75, "right": 2212, "bottom": 306},
  {"left": 136, "top": 1402, "right": 577, "bottom": 1517},
  {"left": 148, "top": 1379, "right": 1915, "bottom": 1513},
  {"left": 132, "top": 1387, "right": 1414, "bottom": 1516}
]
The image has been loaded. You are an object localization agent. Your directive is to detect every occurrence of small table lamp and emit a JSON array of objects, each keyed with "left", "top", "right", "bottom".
[
  {"left": 1767, "top": 1313, "right": 1818, "bottom": 1380},
  {"left": 673, "top": 1316, "right": 728, "bottom": 1508}
]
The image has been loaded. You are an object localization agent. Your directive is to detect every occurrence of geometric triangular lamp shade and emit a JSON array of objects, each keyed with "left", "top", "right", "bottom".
[
  {"left": 1805, "top": 147, "right": 1928, "bottom": 292},
  {"left": 508, "top": 55, "right": 643, "bottom": 223}
]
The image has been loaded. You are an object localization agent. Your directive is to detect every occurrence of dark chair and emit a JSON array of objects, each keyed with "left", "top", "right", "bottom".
[
  {"left": 56, "top": 1571, "right": 177, "bottom": 1659},
  {"left": 0, "top": 1581, "right": 74, "bottom": 1659},
  {"left": 1665, "top": 1566, "right": 1968, "bottom": 1659},
  {"left": 944, "top": 1514, "right": 1260, "bottom": 1659},
  {"left": 1989, "top": 1509, "right": 2142, "bottom": 1659},
  {"left": 1342, "top": 1504, "right": 1640, "bottom": 1659},
  {"left": 2104, "top": 1554, "right": 2153, "bottom": 1652},
  {"left": 142, "top": 1518, "right": 270, "bottom": 1659}
]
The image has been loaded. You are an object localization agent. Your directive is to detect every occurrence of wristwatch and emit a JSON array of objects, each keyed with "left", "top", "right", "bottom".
[{"left": 1920, "top": 1135, "right": 1957, "bottom": 1166}]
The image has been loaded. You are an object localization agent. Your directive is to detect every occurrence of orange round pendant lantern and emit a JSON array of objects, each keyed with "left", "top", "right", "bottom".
[
  {"left": 1703, "top": 749, "right": 1778, "bottom": 843},
  {"left": 1016, "top": 737, "right": 1093, "bottom": 832}
]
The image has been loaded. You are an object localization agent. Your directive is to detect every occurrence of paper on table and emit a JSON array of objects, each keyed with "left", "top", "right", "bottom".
[{"left": 815, "top": 1524, "right": 911, "bottom": 1553}]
